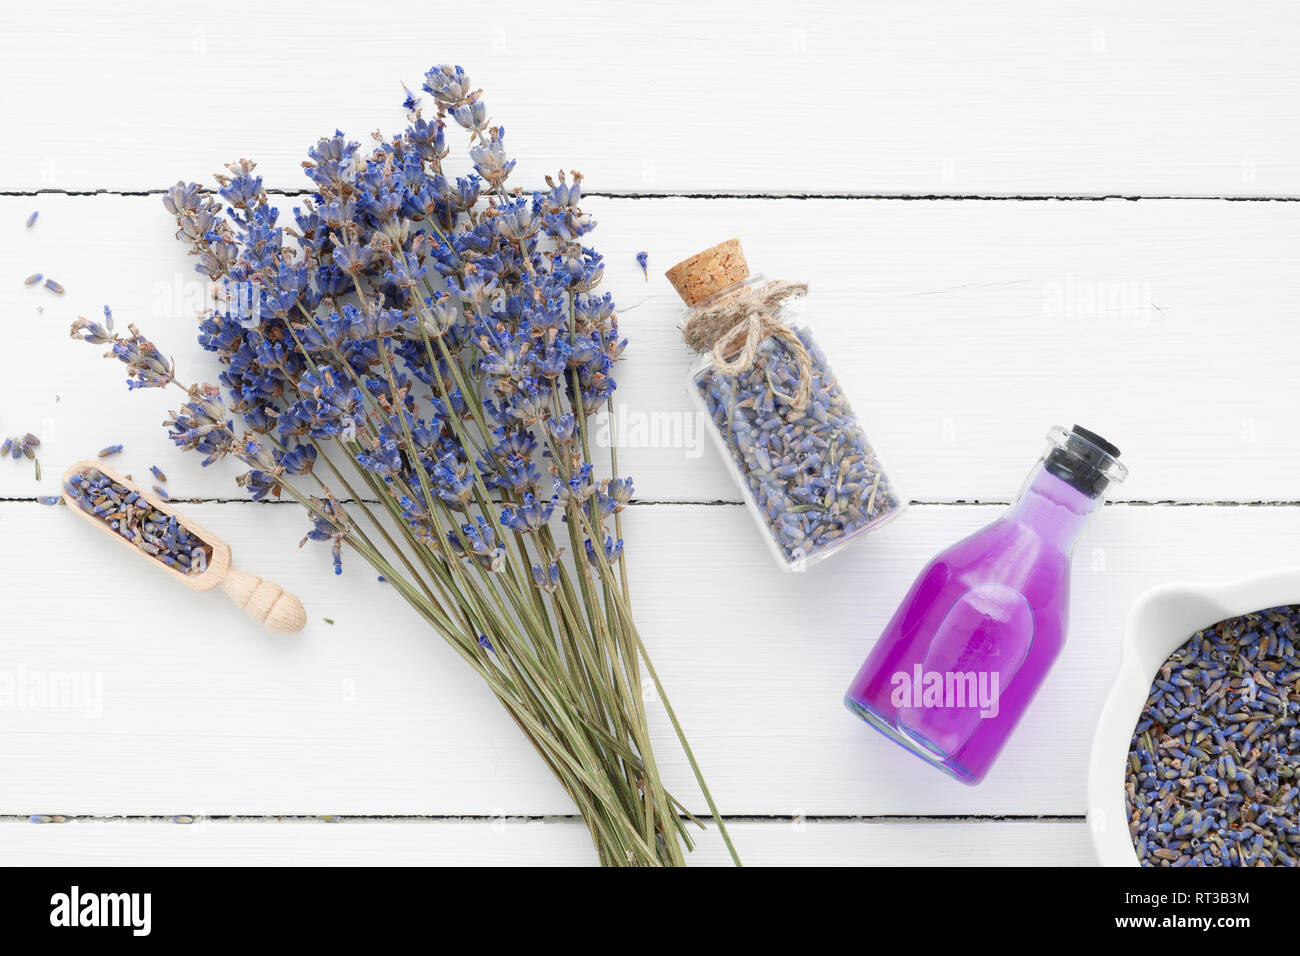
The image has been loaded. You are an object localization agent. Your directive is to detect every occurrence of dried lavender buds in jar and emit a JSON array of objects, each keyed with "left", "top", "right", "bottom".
[
  {"left": 694, "top": 329, "right": 901, "bottom": 563},
  {"left": 668, "top": 239, "right": 903, "bottom": 568},
  {"left": 65, "top": 468, "right": 212, "bottom": 574},
  {"left": 1126, "top": 606, "right": 1300, "bottom": 867}
]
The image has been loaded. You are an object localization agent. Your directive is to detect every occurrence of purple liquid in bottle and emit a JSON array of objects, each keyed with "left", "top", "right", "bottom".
[{"left": 845, "top": 426, "right": 1127, "bottom": 785}]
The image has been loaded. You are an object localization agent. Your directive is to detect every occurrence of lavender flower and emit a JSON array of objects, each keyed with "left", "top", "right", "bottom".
[
  {"left": 69, "top": 307, "right": 115, "bottom": 345},
  {"left": 76, "top": 64, "right": 737, "bottom": 867},
  {"left": 163, "top": 385, "right": 236, "bottom": 466},
  {"left": 530, "top": 562, "right": 560, "bottom": 592},
  {"left": 72, "top": 308, "right": 173, "bottom": 390},
  {"left": 299, "top": 495, "right": 350, "bottom": 575}
]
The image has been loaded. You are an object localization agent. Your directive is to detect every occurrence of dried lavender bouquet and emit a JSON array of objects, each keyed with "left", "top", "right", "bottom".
[{"left": 73, "top": 65, "right": 737, "bottom": 866}]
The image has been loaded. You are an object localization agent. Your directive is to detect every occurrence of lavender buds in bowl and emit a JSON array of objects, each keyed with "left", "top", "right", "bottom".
[
  {"left": 1125, "top": 608, "right": 1299, "bottom": 865},
  {"left": 1089, "top": 568, "right": 1300, "bottom": 866}
]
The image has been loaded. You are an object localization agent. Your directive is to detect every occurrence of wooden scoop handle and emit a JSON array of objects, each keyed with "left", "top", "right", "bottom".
[{"left": 219, "top": 569, "right": 307, "bottom": 634}]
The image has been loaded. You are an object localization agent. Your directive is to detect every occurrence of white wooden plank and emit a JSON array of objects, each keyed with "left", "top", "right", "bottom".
[
  {"left": 1, "top": 498, "right": 1295, "bottom": 817},
  {"left": 4, "top": 2, "right": 1300, "bottom": 197},
  {"left": 3, "top": 194, "right": 1299, "bottom": 503},
  {"left": 0, "top": 819, "right": 1093, "bottom": 867}
]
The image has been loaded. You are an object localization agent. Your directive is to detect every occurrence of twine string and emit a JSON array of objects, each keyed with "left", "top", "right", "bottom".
[{"left": 681, "top": 280, "right": 812, "bottom": 413}]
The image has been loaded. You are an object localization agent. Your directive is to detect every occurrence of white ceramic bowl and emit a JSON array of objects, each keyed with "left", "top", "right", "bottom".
[{"left": 1087, "top": 565, "right": 1300, "bottom": 866}]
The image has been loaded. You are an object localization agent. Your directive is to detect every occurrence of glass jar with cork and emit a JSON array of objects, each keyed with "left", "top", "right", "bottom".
[{"left": 666, "top": 238, "right": 904, "bottom": 570}]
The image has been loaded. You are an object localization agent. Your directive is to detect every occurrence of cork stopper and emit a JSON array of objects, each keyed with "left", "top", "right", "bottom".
[{"left": 665, "top": 238, "right": 750, "bottom": 306}]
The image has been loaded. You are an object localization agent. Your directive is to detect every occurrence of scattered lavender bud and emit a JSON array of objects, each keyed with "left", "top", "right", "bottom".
[
  {"left": 97, "top": 444, "right": 124, "bottom": 458},
  {"left": 23, "top": 273, "right": 42, "bottom": 286},
  {"left": 37, "top": 495, "right": 62, "bottom": 506},
  {"left": 1128, "top": 606, "right": 1300, "bottom": 867},
  {"left": 44, "top": 278, "right": 65, "bottom": 295},
  {"left": 636, "top": 250, "right": 648, "bottom": 279},
  {"left": 150, "top": 465, "right": 167, "bottom": 483},
  {"left": 2, "top": 434, "right": 41, "bottom": 479},
  {"left": 64, "top": 467, "right": 210, "bottom": 574},
  {"left": 152, "top": 484, "right": 170, "bottom": 500},
  {"left": 25, "top": 211, "right": 38, "bottom": 228}
]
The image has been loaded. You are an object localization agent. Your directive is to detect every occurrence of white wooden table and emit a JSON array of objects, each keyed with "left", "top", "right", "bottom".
[{"left": 2, "top": 0, "right": 1298, "bottom": 866}]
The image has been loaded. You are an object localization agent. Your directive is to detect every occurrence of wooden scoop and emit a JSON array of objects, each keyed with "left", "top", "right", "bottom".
[{"left": 60, "top": 460, "right": 307, "bottom": 634}]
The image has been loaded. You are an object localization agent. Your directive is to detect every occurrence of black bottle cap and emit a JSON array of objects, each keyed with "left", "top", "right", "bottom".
[
  {"left": 1070, "top": 425, "right": 1120, "bottom": 459},
  {"left": 1046, "top": 425, "right": 1122, "bottom": 497}
]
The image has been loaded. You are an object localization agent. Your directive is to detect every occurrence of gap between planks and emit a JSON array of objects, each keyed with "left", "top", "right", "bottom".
[
  {"left": 3, "top": 498, "right": 1300, "bottom": 507},
  {"left": 8, "top": 188, "right": 1300, "bottom": 203},
  {"left": 0, "top": 813, "right": 1084, "bottom": 824}
]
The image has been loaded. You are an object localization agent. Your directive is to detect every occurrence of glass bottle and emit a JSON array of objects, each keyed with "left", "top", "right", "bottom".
[
  {"left": 666, "top": 238, "right": 904, "bottom": 570},
  {"left": 844, "top": 425, "right": 1128, "bottom": 784}
]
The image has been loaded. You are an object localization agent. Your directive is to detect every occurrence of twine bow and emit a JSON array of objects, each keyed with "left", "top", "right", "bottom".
[{"left": 681, "top": 280, "right": 812, "bottom": 413}]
